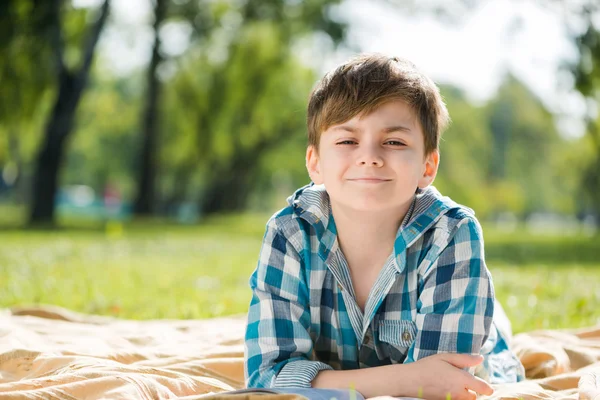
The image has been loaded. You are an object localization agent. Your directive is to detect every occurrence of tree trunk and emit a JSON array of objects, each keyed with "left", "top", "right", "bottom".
[
  {"left": 584, "top": 120, "right": 600, "bottom": 215},
  {"left": 29, "top": 92, "right": 72, "bottom": 225},
  {"left": 200, "top": 137, "right": 282, "bottom": 215},
  {"left": 489, "top": 101, "right": 511, "bottom": 180},
  {"left": 201, "top": 162, "right": 255, "bottom": 215},
  {"left": 6, "top": 130, "right": 22, "bottom": 200},
  {"left": 164, "top": 163, "right": 194, "bottom": 214},
  {"left": 133, "top": 0, "right": 167, "bottom": 216},
  {"left": 28, "top": 0, "right": 110, "bottom": 226}
]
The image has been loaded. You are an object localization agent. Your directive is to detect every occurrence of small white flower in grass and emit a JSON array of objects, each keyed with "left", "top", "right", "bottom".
[
  {"left": 527, "top": 295, "right": 537, "bottom": 308},
  {"left": 507, "top": 295, "right": 518, "bottom": 308},
  {"left": 211, "top": 303, "right": 226, "bottom": 315},
  {"left": 195, "top": 276, "right": 221, "bottom": 290}
]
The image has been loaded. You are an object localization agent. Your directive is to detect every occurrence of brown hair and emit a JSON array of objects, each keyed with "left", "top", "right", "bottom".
[{"left": 307, "top": 53, "right": 450, "bottom": 155}]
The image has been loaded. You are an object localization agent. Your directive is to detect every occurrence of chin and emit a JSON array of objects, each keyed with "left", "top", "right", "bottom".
[
  {"left": 341, "top": 198, "right": 391, "bottom": 213},
  {"left": 328, "top": 187, "right": 396, "bottom": 212}
]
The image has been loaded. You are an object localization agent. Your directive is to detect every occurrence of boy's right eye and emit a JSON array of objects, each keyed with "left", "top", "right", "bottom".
[{"left": 337, "top": 140, "right": 357, "bottom": 145}]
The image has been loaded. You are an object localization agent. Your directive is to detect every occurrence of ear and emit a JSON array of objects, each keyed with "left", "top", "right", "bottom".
[
  {"left": 418, "top": 150, "right": 439, "bottom": 188},
  {"left": 306, "top": 145, "right": 324, "bottom": 184}
]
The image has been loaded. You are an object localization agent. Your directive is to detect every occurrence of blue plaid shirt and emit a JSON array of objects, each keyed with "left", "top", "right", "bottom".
[{"left": 245, "top": 184, "right": 524, "bottom": 389}]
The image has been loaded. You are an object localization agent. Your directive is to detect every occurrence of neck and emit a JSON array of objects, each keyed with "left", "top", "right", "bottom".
[{"left": 330, "top": 199, "right": 413, "bottom": 266}]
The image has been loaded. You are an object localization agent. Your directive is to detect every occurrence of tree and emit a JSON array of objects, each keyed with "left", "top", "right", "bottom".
[
  {"left": 147, "top": 0, "right": 346, "bottom": 216},
  {"left": 433, "top": 85, "right": 496, "bottom": 216},
  {"left": 132, "top": 0, "right": 167, "bottom": 216},
  {"left": 198, "top": 24, "right": 314, "bottom": 214},
  {"left": 161, "top": 21, "right": 317, "bottom": 215},
  {"left": 0, "top": 0, "right": 55, "bottom": 200},
  {"left": 28, "top": 0, "right": 110, "bottom": 226},
  {"left": 485, "top": 75, "right": 563, "bottom": 216},
  {"left": 570, "top": 6, "right": 600, "bottom": 215},
  {"left": 196, "top": 0, "right": 345, "bottom": 215}
]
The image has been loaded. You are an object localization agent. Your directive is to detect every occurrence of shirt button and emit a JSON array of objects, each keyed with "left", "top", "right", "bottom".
[{"left": 402, "top": 330, "right": 411, "bottom": 341}]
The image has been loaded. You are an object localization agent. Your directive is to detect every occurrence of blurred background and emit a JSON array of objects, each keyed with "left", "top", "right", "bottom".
[{"left": 0, "top": 0, "right": 599, "bottom": 332}]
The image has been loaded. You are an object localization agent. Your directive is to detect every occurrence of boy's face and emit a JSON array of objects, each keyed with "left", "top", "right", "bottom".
[{"left": 306, "top": 100, "right": 439, "bottom": 214}]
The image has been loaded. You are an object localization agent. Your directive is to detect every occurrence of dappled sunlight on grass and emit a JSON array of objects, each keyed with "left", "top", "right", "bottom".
[
  {"left": 0, "top": 217, "right": 265, "bottom": 319},
  {"left": 491, "top": 264, "right": 600, "bottom": 333},
  {"left": 1, "top": 213, "right": 599, "bottom": 330}
]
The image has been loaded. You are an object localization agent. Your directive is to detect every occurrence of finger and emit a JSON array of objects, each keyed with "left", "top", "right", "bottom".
[
  {"left": 465, "top": 375, "right": 494, "bottom": 396},
  {"left": 439, "top": 353, "right": 484, "bottom": 369},
  {"left": 455, "top": 389, "right": 477, "bottom": 400},
  {"left": 447, "top": 389, "right": 476, "bottom": 400},
  {"left": 454, "top": 368, "right": 494, "bottom": 397},
  {"left": 465, "top": 389, "right": 477, "bottom": 400}
]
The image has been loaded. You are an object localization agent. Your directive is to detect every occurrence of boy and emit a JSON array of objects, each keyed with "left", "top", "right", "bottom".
[{"left": 244, "top": 54, "right": 524, "bottom": 399}]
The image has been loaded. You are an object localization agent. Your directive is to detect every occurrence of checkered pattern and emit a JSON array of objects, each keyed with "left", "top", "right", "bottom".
[{"left": 245, "top": 183, "right": 525, "bottom": 388}]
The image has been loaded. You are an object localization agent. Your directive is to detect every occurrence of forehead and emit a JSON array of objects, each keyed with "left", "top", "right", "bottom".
[
  {"left": 326, "top": 100, "right": 420, "bottom": 132},
  {"left": 359, "top": 100, "right": 417, "bottom": 124}
]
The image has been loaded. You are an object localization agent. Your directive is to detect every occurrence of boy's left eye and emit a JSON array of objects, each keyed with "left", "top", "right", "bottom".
[{"left": 386, "top": 141, "right": 406, "bottom": 146}]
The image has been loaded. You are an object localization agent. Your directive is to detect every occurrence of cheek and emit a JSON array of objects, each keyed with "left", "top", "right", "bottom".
[
  {"left": 321, "top": 152, "right": 346, "bottom": 172},
  {"left": 395, "top": 151, "right": 422, "bottom": 167},
  {"left": 395, "top": 156, "right": 427, "bottom": 182}
]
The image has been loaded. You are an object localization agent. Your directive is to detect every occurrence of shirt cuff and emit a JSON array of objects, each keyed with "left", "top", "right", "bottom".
[{"left": 274, "top": 360, "right": 334, "bottom": 388}]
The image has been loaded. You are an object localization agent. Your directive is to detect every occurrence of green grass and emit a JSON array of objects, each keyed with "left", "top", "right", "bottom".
[
  {"left": 483, "top": 228, "right": 600, "bottom": 333},
  {"left": 0, "top": 213, "right": 269, "bottom": 319},
  {"left": 0, "top": 209, "right": 599, "bottom": 333}
]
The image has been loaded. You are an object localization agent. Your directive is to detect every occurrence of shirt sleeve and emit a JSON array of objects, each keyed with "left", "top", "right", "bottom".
[
  {"left": 405, "top": 216, "right": 495, "bottom": 363},
  {"left": 244, "top": 220, "right": 333, "bottom": 388}
]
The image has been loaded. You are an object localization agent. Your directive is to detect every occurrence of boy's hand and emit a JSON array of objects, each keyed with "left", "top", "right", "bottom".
[
  {"left": 312, "top": 353, "right": 493, "bottom": 399},
  {"left": 409, "top": 353, "right": 494, "bottom": 400}
]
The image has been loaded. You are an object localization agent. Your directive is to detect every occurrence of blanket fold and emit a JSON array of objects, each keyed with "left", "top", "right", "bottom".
[{"left": 0, "top": 306, "right": 598, "bottom": 400}]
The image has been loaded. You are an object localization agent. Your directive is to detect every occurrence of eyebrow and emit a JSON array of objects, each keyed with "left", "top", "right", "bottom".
[
  {"left": 383, "top": 125, "right": 412, "bottom": 134},
  {"left": 331, "top": 125, "right": 412, "bottom": 134}
]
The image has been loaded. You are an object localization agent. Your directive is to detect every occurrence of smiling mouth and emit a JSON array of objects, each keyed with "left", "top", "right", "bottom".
[{"left": 348, "top": 178, "right": 392, "bottom": 183}]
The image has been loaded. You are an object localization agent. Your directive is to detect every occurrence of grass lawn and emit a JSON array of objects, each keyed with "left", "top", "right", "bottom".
[{"left": 1, "top": 209, "right": 599, "bottom": 333}]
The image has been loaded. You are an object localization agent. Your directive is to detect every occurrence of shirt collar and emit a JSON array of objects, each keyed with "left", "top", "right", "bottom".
[{"left": 287, "top": 182, "right": 465, "bottom": 263}]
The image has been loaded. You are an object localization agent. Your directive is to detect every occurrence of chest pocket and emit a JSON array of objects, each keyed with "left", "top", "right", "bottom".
[{"left": 378, "top": 320, "right": 417, "bottom": 363}]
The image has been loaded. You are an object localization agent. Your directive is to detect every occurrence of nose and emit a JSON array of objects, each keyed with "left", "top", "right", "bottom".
[{"left": 356, "top": 146, "right": 384, "bottom": 167}]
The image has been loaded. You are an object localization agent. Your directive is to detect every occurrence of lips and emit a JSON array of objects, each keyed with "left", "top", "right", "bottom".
[{"left": 348, "top": 178, "right": 391, "bottom": 182}]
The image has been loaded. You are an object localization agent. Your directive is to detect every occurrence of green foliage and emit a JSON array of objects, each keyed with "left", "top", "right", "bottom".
[
  {"left": 63, "top": 73, "right": 142, "bottom": 197},
  {"left": 0, "top": 1, "right": 94, "bottom": 131},
  {"left": 551, "top": 133, "right": 596, "bottom": 214},
  {"left": 436, "top": 77, "right": 571, "bottom": 218},
  {"left": 159, "top": 20, "right": 316, "bottom": 209},
  {"left": 1, "top": 0, "right": 596, "bottom": 220},
  {"left": 435, "top": 86, "right": 495, "bottom": 216},
  {"left": 60, "top": 4, "right": 92, "bottom": 71},
  {"left": 485, "top": 76, "right": 563, "bottom": 216},
  {"left": 573, "top": 23, "right": 600, "bottom": 98},
  {"left": 569, "top": 7, "right": 600, "bottom": 214},
  {"left": 0, "top": 1, "right": 54, "bottom": 134}
]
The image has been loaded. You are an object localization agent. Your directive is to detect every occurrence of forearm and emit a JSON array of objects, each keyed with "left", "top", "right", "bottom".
[{"left": 312, "top": 363, "right": 419, "bottom": 398}]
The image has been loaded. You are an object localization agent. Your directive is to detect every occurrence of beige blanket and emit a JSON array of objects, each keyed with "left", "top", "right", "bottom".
[{"left": 0, "top": 306, "right": 598, "bottom": 400}]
